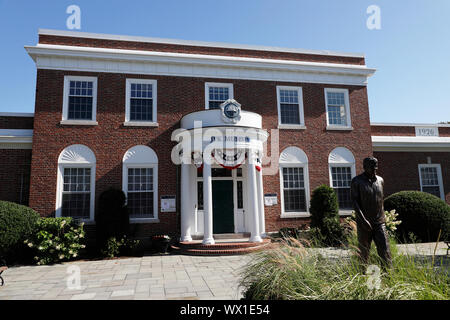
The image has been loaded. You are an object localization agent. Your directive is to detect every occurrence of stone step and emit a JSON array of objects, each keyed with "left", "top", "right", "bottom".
[
  {"left": 171, "top": 239, "right": 271, "bottom": 256},
  {"left": 191, "top": 233, "right": 251, "bottom": 240}
]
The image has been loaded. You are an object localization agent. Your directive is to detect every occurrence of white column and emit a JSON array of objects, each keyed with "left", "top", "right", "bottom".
[
  {"left": 256, "top": 167, "right": 266, "bottom": 238},
  {"left": 248, "top": 152, "right": 262, "bottom": 243},
  {"left": 202, "top": 161, "right": 215, "bottom": 245},
  {"left": 180, "top": 163, "right": 192, "bottom": 242}
]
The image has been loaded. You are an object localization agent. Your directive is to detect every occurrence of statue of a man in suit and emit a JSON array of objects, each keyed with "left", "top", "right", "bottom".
[{"left": 351, "top": 157, "right": 392, "bottom": 270}]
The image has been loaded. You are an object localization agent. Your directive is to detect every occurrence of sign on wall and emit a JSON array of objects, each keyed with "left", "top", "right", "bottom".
[
  {"left": 415, "top": 126, "right": 439, "bottom": 137},
  {"left": 264, "top": 193, "right": 278, "bottom": 206},
  {"left": 161, "top": 195, "right": 176, "bottom": 212}
]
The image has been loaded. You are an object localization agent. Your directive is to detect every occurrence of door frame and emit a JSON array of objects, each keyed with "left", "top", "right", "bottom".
[{"left": 195, "top": 164, "right": 247, "bottom": 234}]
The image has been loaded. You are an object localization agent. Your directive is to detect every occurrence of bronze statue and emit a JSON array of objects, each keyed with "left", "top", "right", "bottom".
[{"left": 351, "top": 157, "right": 392, "bottom": 270}]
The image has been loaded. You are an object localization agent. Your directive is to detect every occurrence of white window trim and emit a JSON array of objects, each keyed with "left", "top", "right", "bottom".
[
  {"left": 124, "top": 78, "right": 158, "bottom": 126},
  {"left": 56, "top": 163, "right": 96, "bottom": 223},
  {"left": 276, "top": 86, "right": 305, "bottom": 129},
  {"left": 279, "top": 164, "right": 311, "bottom": 218},
  {"left": 328, "top": 163, "right": 356, "bottom": 216},
  {"left": 62, "top": 75, "right": 98, "bottom": 123},
  {"left": 205, "top": 82, "right": 234, "bottom": 109},
  {"left": 418, "top": 164, "right": 445, "bottom": 200},
  {"left": 324, "top": 88, "right": 352, "bottom": 130},
  {"left": 122, "top": 163, "right": 159, "bottom": 223}
]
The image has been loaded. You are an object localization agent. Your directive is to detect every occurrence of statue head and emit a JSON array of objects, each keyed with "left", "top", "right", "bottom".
[{"left": 363, "top": 157, "right": 378, "bottom": 178}]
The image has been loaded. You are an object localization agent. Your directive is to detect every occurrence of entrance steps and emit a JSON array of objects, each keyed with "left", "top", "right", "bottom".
[
  {"left": 191, "top": 233, "right": 251, "bottom": 240},
  {"left": 171, "top": 237, "right": 272, "bottom": 256}
]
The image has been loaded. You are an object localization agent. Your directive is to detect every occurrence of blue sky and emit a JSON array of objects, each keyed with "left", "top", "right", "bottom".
[{"left": 0, "top": 0, "right": 449, "bottom": 123}]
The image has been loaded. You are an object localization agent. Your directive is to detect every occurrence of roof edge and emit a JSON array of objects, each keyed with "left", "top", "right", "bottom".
[{"left": 38, "top": 28, "right": 365, "bottom": 59}]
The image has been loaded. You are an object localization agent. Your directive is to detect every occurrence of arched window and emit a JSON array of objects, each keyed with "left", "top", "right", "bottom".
[
  {"left": 279, "top": 146, "right": 310, "bottom": 217},
  {"left": 56, "top": 144, "right": 96, "bottom": 220},
  {"left": 122, "top": 145, "right": 158, "bottom": 221},
  {"left": 328, "top": 147, "right": 356, "bottom": 211}
]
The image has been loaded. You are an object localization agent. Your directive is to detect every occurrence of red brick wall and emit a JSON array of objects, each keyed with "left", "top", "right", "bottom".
[
  {"left": 0, "top": 149, "right": 32, "bottom": 205},
  {"left": 370, "top": 125, "right": 415, "bottom": 136},
  {"left": 374, "top": 151, "right": 450, "bottom": 204},
  {"left": 38, "top": 34, "right": 365, "bottom": 66},
  {"left": 439, "top": 127, "right": 450, "bottom": 137},
  {"left": 0, "top": 116, "right": 34, "bottom": 129},
  {"left": 29, "top": 68, "right": 373, "bottom": 236}
]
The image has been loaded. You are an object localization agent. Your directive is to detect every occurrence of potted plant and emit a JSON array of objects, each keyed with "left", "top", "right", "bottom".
[{"left": 152, "top": 235, "right": 171, "bottom": 253}]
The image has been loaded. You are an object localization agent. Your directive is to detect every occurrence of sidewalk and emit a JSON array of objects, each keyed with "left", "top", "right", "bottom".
[
  {"left": 0, "top": 255, "right": 251, "bottom": 300},
  {"left": 0, "top": 242, "right": 447, "bottom": 300}
]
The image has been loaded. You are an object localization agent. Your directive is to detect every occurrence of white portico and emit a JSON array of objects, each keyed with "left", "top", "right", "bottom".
[{"left": 173, "top": 100, "right": 268, "bottom": 244}]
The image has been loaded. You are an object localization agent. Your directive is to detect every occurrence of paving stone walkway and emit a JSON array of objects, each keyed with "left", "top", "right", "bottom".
[
  {"left": 0, "top": 255, "right": 252, "bottom": 300},
  {"left": 0, "top": 242, "right": 447, "bottom": 300}
]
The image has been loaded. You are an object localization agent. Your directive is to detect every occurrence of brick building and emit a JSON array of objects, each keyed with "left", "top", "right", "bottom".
[{"left": 0, "top": 29, "right": 448, "bottom": 244}]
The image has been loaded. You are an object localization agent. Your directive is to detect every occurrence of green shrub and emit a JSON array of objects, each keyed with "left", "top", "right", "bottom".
[
  {"left": 101, "top": 236, "right": 140, "bottom": 258},
  {"left": 384, "top": 191, "right": 450, "bottom": 243},
  {"left": 95, "top": 188, "right": 130, "bottom": 250},
  {"left": 24, "top": 217, "right": 85, "bottom": 265},
  {"left": 309, "top": 185, "right": 346, "bottom": 246},
  {"left": 0, "top": 201, "right": 40, "bottom": 263}
]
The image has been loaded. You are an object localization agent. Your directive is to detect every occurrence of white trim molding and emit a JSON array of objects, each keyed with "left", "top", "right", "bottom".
[
  {"left": 279, "top": 146, "right": 310, "bottom": 218},
  {"left": 0, "top": 112, "right": 34, "bottom": 117},
  {"left": 372, "top": 136, "right": 450, "bottom": 152},
  {"left": 56, "top": 144, "right": 96, "bottom": 222},
  {"left": 125, "top": 78, "right": 158, "bottom": 126},
  {"left": 25, "top": 44, "right": 375, "bottom": 86},
  {"left": 62, "top": 75, "right": 98, "bottom": 123},
  {"left": 276, "top": 85, "right": 305, "bottom": 129},
  {"left": 0, "top": 129, "right": 33, "bottom": 148},
  {"left": 324, "top": 88, "right": 352, "bottom": 130},
  {"left": 418, "top": 164, "right": 445, "bottom": 200},
  {"left": 122, "top": 145, "right": 159, "bottom": 222},
  {"left": 371, "top": 122, "right": 450, "bottom": 128}
]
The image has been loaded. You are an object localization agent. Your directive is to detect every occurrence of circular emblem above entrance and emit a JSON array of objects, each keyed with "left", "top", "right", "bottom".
[{"left": 220, "top": 99, "right": 241, "bottom": 124}]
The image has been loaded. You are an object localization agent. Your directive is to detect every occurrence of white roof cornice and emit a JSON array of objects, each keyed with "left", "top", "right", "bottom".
[
  {"left": 371, "top": 122, "right": 450, "bottom": 128},
  {"left": 372, "top": 135, "right": 450, "bottom": 152},
  {"left": 25, "top": 44, "right": 375, "bottom": 86},
  {"left": 0, "top": 112, "right": 34, "bottom": 117}
]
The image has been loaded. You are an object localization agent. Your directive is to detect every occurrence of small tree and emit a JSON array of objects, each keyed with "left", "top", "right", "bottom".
[
  {"left": 309, "top": 185, "right": 345, "bottom": 247},
  {"left": 95, "top": 188, "right": 130, "bottom": 250}
]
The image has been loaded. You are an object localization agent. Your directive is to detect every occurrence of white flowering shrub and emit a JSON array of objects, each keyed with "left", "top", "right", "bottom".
[
  {"left": 24, "top": 217, "right": 85, "bottom": 265},
  {"left": 384, "top": 209, "right": 402, "bottom": 235},
  {"left": 345, "top": 209, "right": 401, "bottom": 236}
]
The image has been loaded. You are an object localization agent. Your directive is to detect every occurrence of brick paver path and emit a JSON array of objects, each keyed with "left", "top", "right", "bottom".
[
  {"left": 0, "top": 242, "right": 447, "bottom": 300},
  {"left": 0, "top": 255, "right": 251, "bottom": 300}
]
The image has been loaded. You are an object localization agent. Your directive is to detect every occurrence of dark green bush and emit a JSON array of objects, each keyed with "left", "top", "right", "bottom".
[
  {"left": 384, "top": 191, "right": 450, "bottom": 243},
  {"left": 309, "top": 185, "right": 346, "bottom": 246},
  {"left": 0, "top": 201, "right": 40, "bottom": 263},
  {"left": 95, "top": 188, "right": 130, "bottom": 250}
]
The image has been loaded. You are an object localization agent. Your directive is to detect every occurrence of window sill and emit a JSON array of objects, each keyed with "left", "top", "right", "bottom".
[
  {"left": 326, "top": 125, "right": 353, "bottom": 131},
  {"left": 278, "top": 124, "right": 306, "bottom": 130},
  {"left": 280, "top": 212, "right": 310, "bottom": 218},
  {"left": 60, "top": 120, "right": 98, "bottom": 126},
  {"left": 130, "top": 218, "right": 160, "bottom": 224},
  {"left": 123, "top": 121, "right": 159, "bottom": 127}
]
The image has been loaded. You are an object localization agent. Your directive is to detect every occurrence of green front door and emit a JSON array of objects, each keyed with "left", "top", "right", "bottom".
[{"left": 212, "top": 180, "right": 234, "bottom": 233}]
